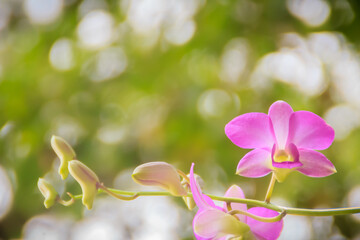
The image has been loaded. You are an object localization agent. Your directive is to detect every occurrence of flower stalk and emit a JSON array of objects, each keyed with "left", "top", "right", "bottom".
[
  {"left": 228, "top": 209, "right": 286, "bottom": 223},
  {"left": 57, "top": 192, "right": 76, "bottom": 207},
  {"left": 69, "top": 188, "right": 360, "bottom": 217},
  {"left": 97, "top": 183, "right": 139, "bottom": 201},
  {"left": 264, "top": 172, "right": 277, "bottom": 203}
]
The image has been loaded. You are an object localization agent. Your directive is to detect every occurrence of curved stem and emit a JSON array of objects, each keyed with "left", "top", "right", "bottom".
[
  {"left": 228, "top": 209, "right": 286, "bottom": 222},
  {"left": 264, "top": 173, "right": 276, "bottom": 203},
  {"left": 57, "top": 192, "right": 75, "bottom": 206},
  {"left": 70, "top": 188, "right": 360, "bottom": 216},
  {"left": 226, "top": 201, "right": 232, "bottom": 212},
  {"left": 98, "top": 184, "right": 139, "bottom": 201}
]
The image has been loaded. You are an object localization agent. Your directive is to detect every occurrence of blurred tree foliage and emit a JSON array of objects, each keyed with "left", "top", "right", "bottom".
[{"left": 1, "top": 0, "right": 360, "bottom": 239}]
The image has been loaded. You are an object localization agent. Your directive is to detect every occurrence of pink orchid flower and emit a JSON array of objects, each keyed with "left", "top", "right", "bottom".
[
  {"left": 225, "top": 100, "right": 336, "bottom": 182},
  {"left": 190, "top": 163, "right": 283, "bottom": 240}
]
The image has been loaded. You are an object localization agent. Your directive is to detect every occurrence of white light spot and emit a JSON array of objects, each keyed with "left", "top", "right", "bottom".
[
  {"left": 49, "top": 38, "right": 75, "bottom": 71},
  {"left": 0, "top": 2, "right": 11, "bottom": 31},
  {"left": 126, "top": 0, "right": 166, "bottom": 35},
  {"left": 0, "top": 166, "right": 13, "bottom": 220},
  {"left": 83, "top": 47, "right": 127, "bottom": 82},
  {"left": 71, "top": 218, "right": 126, "bottom": 240},
  {"left": 278, "top": 215, "right": 313, "bottom": 240},
  {"left": 324, "top": 105, "right": 359, "bottom": 140},
  {"left": 51, "top": 116, "right": 85, "bottom": 145},
  {"left": 219, "top": 38, "right": 249, "bottom": 84},
  {"left": 331, "top": 56, "right": 360, "bottom": 107},
  {"left": 312, "top": 214, "right": 334, "bottom": 239},
  {"left": 197, "top": 89, "right": 236, "bottom": 118},
  {"left": 287, "top": 0, "right": 331, "bottom": 27},
  {"left": 0, "top": 121, "right": 14, "bottom": 138},
  {"left": 124, "top": 0, "right": 201, "bottom": 47},
  {"left": 23, "top": 215, "right": 72, "bottom": 240},
  {"left": 97, "top": 125, "right": 127, "bottom": 144},
  {"left": 165, "top": 19, "right": 196, "bottom": 45},
  {"left": 348, "top": 185, "right": 360, "bottom": 221},
  {"left": 24, "top": 0, "right": 63, "bottom": 25},
  {"left": 77, "top": 10, "right": 115, "bottom": 50},
  {"left": 251, "top": 47, "right": 326, "bottom": 96},
  {"left": 308, "top": 32, "right": 343, "bottom": 65}
]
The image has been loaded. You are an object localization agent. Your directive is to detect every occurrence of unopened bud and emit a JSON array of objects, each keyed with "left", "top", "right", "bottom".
[
  {"left": 37, "top": 178, "right": 58, "bottom": 208},
  {"left": 132, "top": 161, "right": 187, "bottom": 196},
  {"left": 181, "top": 173, "right": 204, "bottom": 210},
  {"left": 68, "top": 160, "right": 99, "bottom": 210},
  {"left": 51, "top": 135, "right": 76, "bottom": 180}
]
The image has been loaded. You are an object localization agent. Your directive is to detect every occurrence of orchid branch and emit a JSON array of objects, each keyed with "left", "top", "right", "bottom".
[
  {"left": 56, "top": 192, "right": 75, "bottom": 207},
  {"left": 70, "top": 188, "right": 360, "bottom": 217},
  {"left": 228, "top": 209, "right": 286, "bottom": 222}
]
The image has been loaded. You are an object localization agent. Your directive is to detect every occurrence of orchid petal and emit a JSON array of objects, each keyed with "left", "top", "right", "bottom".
[
  {"left": 237, "top": 149, "right": 272, "bottom": 177},
  {"left": 268, "top": 101, "right": 293, "bottom": 149},
  {"left": 202, "top": 194, "right": 217, "bottom": 209},
  {"left": 190, "top": 163, "right": 210, "bottom": 210},
  {"left": 193, "top": 210, "right": 212, "bottom": 240},
  {"left": 193, "top": 209, "right": 250, "bottom": 239},
  {"left": 192, "top": 210, "right": 228, "bottom": 240},
  {"left": 287, "top": 111, "right": 335, "bottom": 150},
  {"left": 225, "top": 113, "right": 275, "bottom": 149},
  {"left": 246, "top": 207, "right": 283, "bottom": 240},
  {"left": 297, "top": 149, "right": 337, "bottom": 177},
  {"left": 223, "top": 185, "right": 247, "bottom": 223}
]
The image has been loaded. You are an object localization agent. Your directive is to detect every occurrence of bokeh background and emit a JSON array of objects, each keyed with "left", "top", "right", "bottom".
[{"left": 1, "top": 0, "right": 360, "bottom": 239}]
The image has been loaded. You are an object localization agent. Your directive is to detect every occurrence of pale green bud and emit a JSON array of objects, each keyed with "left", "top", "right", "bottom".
[
  {"left": 37, "top": 178, "right": 58, "bottom": 209},
  {"left": 68, "top": 160, "right": 99, "bottom": 210},
  {"left": 51, "top": 135, "right": 76, "bottom": 180},
  {"left": 132, "top": 162, "right": 187, "bottom": 196}
]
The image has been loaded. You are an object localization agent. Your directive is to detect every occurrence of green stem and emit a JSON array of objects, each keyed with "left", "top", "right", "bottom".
[
  {"left": 98, "top": 183, "right": 139, "bottom": 201},
  {"left": 71, "top": 188, "right": 360, "bottom": 216},
  {"left": 56, "top": 192, "right": 75, "bottom": 206},
  {"left": 228, "top": 209, "right": 286, "bottom": 222},
  {"left": 264, "top": 173, "right": 276, "bottom": 203}
]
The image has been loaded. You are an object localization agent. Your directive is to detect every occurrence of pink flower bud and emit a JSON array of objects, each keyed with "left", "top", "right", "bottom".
[{"left": 132, "top": 161, "right": 187, "bottom": 196}]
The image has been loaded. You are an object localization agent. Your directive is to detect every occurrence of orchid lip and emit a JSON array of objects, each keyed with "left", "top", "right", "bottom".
[
  {"left": 272, "top": 161, "right": 303, "bottom": 169},
  {"left": 271, "top": 143, "right": 303, "bottom": 169}
]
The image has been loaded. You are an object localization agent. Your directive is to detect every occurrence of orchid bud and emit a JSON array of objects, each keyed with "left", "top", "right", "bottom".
[
  {"left": 37, "top": 178, "right": 58, "bottom": 209},
  {"left": 51, "top": 135, "right": 76, "bottom": 180},
  {"left": 132, "top": 161, "right": 187, "bottom": 196},
  {"left": 68, "top": 160, "right": 99, "bottom": 210},
  {"left": 181, "top": 173, "right": 204, "bottom": 210}
]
